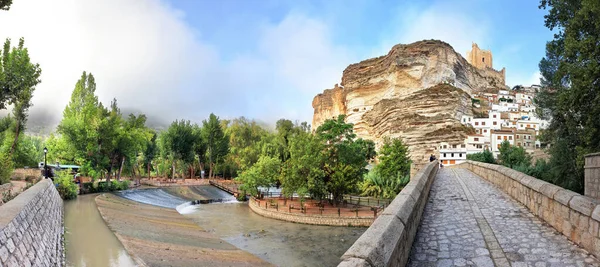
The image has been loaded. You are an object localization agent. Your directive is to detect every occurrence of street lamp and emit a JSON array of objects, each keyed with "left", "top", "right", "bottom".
[{"left": 43, "top": 147, "right": 48, "bottom": 179}]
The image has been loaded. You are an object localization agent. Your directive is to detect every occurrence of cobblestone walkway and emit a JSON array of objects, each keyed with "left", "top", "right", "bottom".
[{"left": 408, "top": 168, "right": 600, "bottom": 267}]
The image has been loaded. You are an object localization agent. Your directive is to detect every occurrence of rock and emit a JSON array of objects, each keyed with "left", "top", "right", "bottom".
[{"left": 312, "top": 40, "right": 506, "bottom": 172}]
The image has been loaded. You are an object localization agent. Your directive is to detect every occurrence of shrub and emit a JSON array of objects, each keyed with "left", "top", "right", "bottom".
[
  {"left": 96, "top": 181, "right": 110, "bottom": 192},
  {"left": 55, "top": 171, "right": 78, "bottom": 200},
  {"left": 89, "top": 180, "right": 130, "bottom": 193},
  {"left": 0, "top": 153, "right": 14, "bottom": 185},
  {"left": 467, "top": 150, "right": 496, "bottom": 164},
  {"left": 81, "top": 182, "right": 96, "bottom": 194}
]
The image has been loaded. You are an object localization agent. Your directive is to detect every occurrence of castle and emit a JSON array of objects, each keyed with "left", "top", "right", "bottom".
[{"left": 466, "top": 43, "right": 506, "bottom": 85}]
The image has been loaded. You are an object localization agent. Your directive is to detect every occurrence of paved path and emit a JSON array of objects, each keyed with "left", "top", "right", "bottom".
[{"left": 409, "top": 168, "right": 600, "bottom": 267}]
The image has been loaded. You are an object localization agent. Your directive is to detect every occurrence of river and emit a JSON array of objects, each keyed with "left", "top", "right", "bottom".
[
  {"left": 64, "top": 194, "right": 137, "bottom": 267},
  {"left": 64, "top": 186, "right": 366, "bottom": 267}
]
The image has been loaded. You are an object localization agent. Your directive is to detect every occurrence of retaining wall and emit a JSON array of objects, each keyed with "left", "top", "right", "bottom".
[
  {"left": 338, "top": 161, "right": 439, "bottom": 267},
  {"left": 460, "top": 160, "right": 600, "bottom": 259},
  {"left": 0, "top": 179, "right": 64, "bottom": 267},
  {"left": 248, "top": 198, "right": 374, "bottom": 227}
]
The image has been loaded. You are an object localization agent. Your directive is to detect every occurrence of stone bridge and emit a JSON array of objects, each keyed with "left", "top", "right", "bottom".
[{"left": 339, "top": 153, "right": 600, "bottom": 267}]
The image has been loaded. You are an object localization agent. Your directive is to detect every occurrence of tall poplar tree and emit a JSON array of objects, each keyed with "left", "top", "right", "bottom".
[
  {"left": 0, "top": 38, "right": 41, "bottom": 155},
  {"left": 202, "top": 113, "right": 229, "bottom": 178}
]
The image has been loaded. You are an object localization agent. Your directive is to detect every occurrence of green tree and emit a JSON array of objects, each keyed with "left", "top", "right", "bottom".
[
  {"left": 282, "top": 131, "right": 324, "bottom": 200},
  {"left": 316, "top": 115, "right": 376, "bottom": 205},
  {"left": 57, "top": 72, "right": 103, "bottom": 170},
  {"left": 236, "top": 155, "right": 281, "bottom": 197},
  {"left": 375, "top": 137, "right": 411, "bottom": 180},
  {"left": 536, "top": 0, "right": 600, "bottom": 193},
  {"left": 0, "top": 38, "right": 42, "bottom": 155},
  {"left": 498, "top": 141, "right": 531, "bottom": 169},
  {"left": 202, "top": 113, "right": 229, "bottom": 178},
  {"left": 143, "top": 131, "right": 158, "bottom": 179},
  {"left": 466, "top": 150, "right": 496, "bottom": 164},
  {"left": 161, "top": 120, "right": 196, "bottom": 180}
]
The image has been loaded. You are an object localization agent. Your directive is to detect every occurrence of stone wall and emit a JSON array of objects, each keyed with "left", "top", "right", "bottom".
[
  {"left": 460, "top": 160, "right": 600, "bottom": 260},
  {"left": 338, "top": 161, "right": 439, "bottom": 267},
  {"left": 0, "top": 179, "right": 64, "bottom": 267},
  {"left": 248, "top": 198, "right": 374, "bottom": 227},
  {"left": 585, "top": 153, "right": 600, "bottom": 199}
]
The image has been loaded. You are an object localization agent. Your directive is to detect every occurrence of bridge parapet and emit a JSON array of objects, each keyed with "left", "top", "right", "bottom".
[
  {"left": 460, "top": 160, "right": 600, "bottom": 260},
  {"left": 338, "top": 161, "right": 438, "bottom": 267}
]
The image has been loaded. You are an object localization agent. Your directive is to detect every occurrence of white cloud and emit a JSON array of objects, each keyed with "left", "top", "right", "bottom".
[{"left": 0, "top": 0, "right": 347, "bottom": 128}]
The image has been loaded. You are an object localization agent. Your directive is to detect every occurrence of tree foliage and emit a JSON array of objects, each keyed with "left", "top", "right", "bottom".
[
  {"left": 236, "top": 155, "right": 281, "bottom": 197},
  {"left": 202, "top": 113, "right": 229, "bottom": 178},
  {"left": 375, "top": 137, "right": 411, "bottom": 180},
  {"left": 0, "top": 0, "right": 11, "bottom": 11},
  {"left": 316, "top": 115, "right": 376, "bottom": 205},
  {"left": 498, "top": 141, "right": 531, "bottom": 169},
  {"left": 536, "top": 0, "right": 600, "bottom": 193},
  {"left": 466, "top": 150, "right": 496, "bottom": 164}
]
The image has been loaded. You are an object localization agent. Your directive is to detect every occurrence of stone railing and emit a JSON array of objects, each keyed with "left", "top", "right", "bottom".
[
  {"left": 459, "top": 160, "right": 600, "bottom": 259},
  {"left": 0, "top": 179, "right": 64, "bottom": 266},
  {"left": 338, "top": 161, "right": 439, "bottom": 267}
]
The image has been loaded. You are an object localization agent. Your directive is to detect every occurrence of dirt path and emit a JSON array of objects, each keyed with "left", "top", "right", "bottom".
[{"left": 95, "top": 193, "right": 273, "bottom": 267}]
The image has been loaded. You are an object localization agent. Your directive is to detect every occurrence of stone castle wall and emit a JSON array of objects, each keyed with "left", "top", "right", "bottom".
[
  {"left": 248, "top": 198, "right": 374, "bottom": 227},
  {"left": 466, "top": 43, "right": 506, "bottom": 85},
  {"left": 460, "top": 160, "right": 600, "bottom": 260},
  {"left": 0, "top": 179, "right": 64, "bottom": 267},
  {"left": 338, "top": 161, "right": 439, "bottom": 267},
  {"left": 466, "top": 43, "right": 493, "bottom": 69}
]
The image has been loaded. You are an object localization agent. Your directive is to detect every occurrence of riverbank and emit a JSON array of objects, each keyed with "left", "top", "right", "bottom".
[{"left": 95, "top": 193, "right": 271, "bottom": 267}]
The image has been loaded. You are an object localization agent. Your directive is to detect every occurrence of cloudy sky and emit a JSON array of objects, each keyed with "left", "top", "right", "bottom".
[{"left": 0, "top": 0, "right": 553, "bottom": 128}]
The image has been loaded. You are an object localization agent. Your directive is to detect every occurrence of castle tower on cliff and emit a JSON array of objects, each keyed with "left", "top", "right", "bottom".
[{"left": 466, "top": 42, "right": 506, "bottom": 85}]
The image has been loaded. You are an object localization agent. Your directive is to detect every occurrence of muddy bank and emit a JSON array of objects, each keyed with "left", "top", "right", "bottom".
[{"left": 95, "top": 193, "right": 271, "bottom": 267}]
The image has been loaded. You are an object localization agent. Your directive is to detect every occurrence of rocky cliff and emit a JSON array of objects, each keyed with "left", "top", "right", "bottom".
[{"left": 312, "top": 40, "right": 505, "bottom": 173}]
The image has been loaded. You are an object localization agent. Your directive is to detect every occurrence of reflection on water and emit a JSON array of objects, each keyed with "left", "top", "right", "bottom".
[
  {"left": 64, "top": 194, "right": 137, "bottom": 267},
  {"left": 120, "top": 186, "right": 366, "bottom": 267}
]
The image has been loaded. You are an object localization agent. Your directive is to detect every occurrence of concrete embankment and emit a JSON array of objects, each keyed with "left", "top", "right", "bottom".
[
  {"left": 95, "top": 193, "right": 271, "bottom": 267},
  {"left": 0, "top": 179, "right": 64, "bottom": 267}
]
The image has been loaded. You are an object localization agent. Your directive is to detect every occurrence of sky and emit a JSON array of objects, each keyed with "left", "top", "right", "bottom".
[{"left": 0, "top": 0, "right": 553, "bottom": 129}]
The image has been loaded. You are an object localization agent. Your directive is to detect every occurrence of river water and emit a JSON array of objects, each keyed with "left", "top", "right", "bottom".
[
  {"left": 64, "top": 194, "right": 137, "bottom": 267},
  {"left": 65, "top": 186, "right": 366, "bottom": 267}
]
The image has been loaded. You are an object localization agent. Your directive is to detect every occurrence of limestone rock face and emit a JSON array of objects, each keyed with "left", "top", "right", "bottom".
[{"left": 312, "top": 40, "right": 503, "bottom": 172}]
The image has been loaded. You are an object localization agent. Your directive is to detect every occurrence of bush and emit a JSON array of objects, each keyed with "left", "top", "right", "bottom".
[
  {"left": 467, "top": 150, "right": 496, "bottom": 164},
  {"left": 0, "top": 153, "right": 14, "bottom": 185},
  {"left": 55, "top": 171, "right": 78, "bottom": 200},
  {"left": 81, "top": 182, "right": 96, "bottom": 194},
  {"left": 89, "top": 180, "right": 130, "bottom": 193}
]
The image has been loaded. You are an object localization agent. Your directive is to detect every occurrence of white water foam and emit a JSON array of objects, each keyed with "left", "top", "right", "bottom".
[{"left": 176, "top": 202, "right": 198, "bottom": 214}]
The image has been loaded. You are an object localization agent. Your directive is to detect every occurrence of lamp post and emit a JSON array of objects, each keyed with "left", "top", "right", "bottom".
[{"left": 43, "top": 147, "right": 48, "bottom": 179}]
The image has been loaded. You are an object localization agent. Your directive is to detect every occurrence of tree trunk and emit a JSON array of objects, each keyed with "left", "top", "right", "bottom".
[
  {"left": 9, "top": 121, "right": 20, "bottom": 155},
  {"left": 209, "top": 163, "right": 213, "bottom": 179},
  {"left": 117, "top": 156, "right": 125, "bottom": 181},
  {"left": 172, "top": 161, "right": 176, "bottom": 182},
  {"left": 147, "top": 163, "right": 151, "bottom": 179},
  {"left": 190, "top": 165, "right": 194, "bottom": 179}
]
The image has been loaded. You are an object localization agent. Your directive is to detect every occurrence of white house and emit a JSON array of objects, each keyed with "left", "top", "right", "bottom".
[
  {"left": 439, "top": 142, "right": 468, "bottom": 166},
  {"left": 465, "top": 135, "right": 488, "bottom": 154},
  {"left": 491, "top": 129, "right": 516, "bottom": 157}
]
